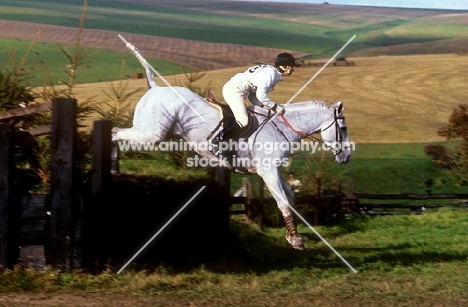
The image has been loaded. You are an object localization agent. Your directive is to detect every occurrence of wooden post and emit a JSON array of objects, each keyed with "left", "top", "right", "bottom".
[
  {"left": 0, "top": 124, "right": 20, "bottom": 268},
  {"left": 258, "top": 177, "right": 265, "bottom": 231},
  {"left": 335, "top": 180, "right": 342, "bottom": 193},
  {"left": 314, "top": 176, "right": 322, "bottom": 225},
  {"left": 91, "top": 120, "right": 112, "bottom": 200},
  {"left": 315, "top": 176, "right": 322, "bottom": 198},
  {"left": 82, "top": 120, "right": 112, "bottom": 271},
  {"left": 217, "top": 153, "right": 231, "bottom": 195},
  {"left": 49, "top": 98, "right": 77, "bottom": 271},
  {"left": 110, "top": 133, "right": 119, "bottom": 175}
]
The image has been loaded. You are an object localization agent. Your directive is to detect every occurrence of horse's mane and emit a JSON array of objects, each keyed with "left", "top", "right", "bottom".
[{"left": 284, "top": 100, "right": 327, "bottom": 111}]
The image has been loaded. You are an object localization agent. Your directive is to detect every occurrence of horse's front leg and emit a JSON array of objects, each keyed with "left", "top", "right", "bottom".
[{"left": 258, "top": 167, "right": 305, "bottom": 250}]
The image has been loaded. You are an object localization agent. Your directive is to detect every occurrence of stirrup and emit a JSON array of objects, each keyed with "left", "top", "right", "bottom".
[{"left": 209, "top": 136, "right": 220, "bottom": 155}]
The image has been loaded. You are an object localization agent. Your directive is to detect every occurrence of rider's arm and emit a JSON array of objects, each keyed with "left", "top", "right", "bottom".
[
  {"left": 248, "top": 91, "right": 275, "bottom": 109},
  {"left": 248, "top": 67, "right": 281, "bottom": 109},
  {"left": 253, "top": 86, "right": 276, "bottom": 109}
]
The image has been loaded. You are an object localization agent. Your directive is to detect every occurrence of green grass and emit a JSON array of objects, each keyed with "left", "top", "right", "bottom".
[
  {"left": 118, "top": 152, "right": 209, "bottom": 182},
  {"left": 116, "top": 142, "right": 467, "bottom": 212},
  {"left": 223, "top": 142, "right": 464, "bottom": 196},
  {"left": 0, "top": 38, "right": 188, "bottom": 85},
  {"left": 1, "top": 209, "right": 467, "bottom": 305},
  {"left": 321, "top": 142, "right": 463, "bottom": 194}
]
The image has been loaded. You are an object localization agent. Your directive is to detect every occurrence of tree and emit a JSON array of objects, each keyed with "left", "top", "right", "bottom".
[{"left": 435, "top": 104, "right": 468, "bottom": 185}]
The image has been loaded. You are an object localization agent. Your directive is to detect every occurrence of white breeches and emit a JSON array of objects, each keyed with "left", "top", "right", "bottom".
[{"left": 222, "top": 79, "right": 249, "bottom": 128}]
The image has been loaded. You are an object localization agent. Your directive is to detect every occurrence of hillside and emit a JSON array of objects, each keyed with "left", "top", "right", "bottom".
[
  {"left": 0, "top": 0, "right": 467, "bottom": 71},
  {"left": 0, "top": 0, "right": 467, "bottom": 144},
  {"left": 60, "top": 53, "right": 468, "bottom": 144}
]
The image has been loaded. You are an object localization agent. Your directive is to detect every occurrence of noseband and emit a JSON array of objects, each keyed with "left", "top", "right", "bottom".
[
  {"left": 305, "top": 112, "right": 346, "bottom": 157},
  {"left": 320, "top": 112, "right": 346, "bottom": 156}
]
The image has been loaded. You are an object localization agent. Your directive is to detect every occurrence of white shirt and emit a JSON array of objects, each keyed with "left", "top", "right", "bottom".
[{"left": 230, "top": 65, "right": 283, "bottom": 109}]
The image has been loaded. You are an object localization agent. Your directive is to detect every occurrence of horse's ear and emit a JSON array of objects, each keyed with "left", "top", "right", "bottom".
[{"left": 336, "top": 101, "right": 344, "bottom": 115}]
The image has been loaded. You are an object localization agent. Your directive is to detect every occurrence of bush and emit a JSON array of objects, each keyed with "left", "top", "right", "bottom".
[
  {"left": 424, "top": 144, "right": 452, "bottom": 168},
  {"left": 437, "top": 104, "right": 468, "bottom": 185}
]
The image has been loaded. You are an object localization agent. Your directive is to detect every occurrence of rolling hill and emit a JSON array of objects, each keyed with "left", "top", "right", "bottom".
[
  {"left": 0, "top": 0, "right": 467, "bottom": 144},
  {"left": 0, "top": 0, "right": 467, "bottom": 70}
]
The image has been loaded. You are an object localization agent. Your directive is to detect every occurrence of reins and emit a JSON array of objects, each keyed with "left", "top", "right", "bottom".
[
  {"left": 250, "top": 107, "right": 345, "bottom": 157},
  {"left": 252, "top": 109, "right": 307, "bottom": 141},
  {"left": 278, "top": 114, "right": 307, "bottom": 138}
]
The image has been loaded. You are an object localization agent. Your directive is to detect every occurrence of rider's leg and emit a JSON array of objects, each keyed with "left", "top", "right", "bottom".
[
  {"left": 209, "top": 80, "right": 249, "bottom": 154},
  {"left": 222, "top": 80, "right": 249, "bottom": 128}
]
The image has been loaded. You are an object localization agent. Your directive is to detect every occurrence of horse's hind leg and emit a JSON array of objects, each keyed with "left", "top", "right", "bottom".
[
  {"left": 110, "top": 127, "right": 162, "bottom": 174},
  {"left": 259, "top": 168, "right": 305, "bottom": 250}
]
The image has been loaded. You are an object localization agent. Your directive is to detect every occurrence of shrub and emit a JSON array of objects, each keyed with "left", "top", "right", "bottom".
[{"left": 437, "top": 104, "right": 468, "bottom": 185}]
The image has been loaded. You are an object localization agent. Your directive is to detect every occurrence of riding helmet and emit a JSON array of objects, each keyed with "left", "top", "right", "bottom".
[{"left": 275, "top": 52, "right": 298, "bottom": 67}]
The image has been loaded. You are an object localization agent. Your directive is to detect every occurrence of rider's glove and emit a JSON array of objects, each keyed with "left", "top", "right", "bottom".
[
  {"left": 275, "top": 105, "right": 285, "bottom": 115},
  {"left": 270, "top": 104, "right": 285, "bottom": 115}
]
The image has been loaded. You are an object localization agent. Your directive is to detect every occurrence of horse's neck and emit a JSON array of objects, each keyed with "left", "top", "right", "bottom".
[{"left": 282, "top": 103, "right": 332, "bottom": 137}]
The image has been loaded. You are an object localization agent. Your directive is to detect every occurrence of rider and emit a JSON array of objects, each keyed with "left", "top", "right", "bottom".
[{"left": 218, "top": 52, "right": 298, "bottom": 141}]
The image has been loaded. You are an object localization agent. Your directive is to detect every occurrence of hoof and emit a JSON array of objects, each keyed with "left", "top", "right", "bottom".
[{"left": 285, "top": 233, "right": 305, "bottom": 250}]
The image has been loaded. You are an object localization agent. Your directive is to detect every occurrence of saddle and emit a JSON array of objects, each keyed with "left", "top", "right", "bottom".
[
  {"left": 205, "top": 90, "right": 233, "bottom": 119},
  {"left": 205, "top": 90, "right": 257, "bottom": 141}
]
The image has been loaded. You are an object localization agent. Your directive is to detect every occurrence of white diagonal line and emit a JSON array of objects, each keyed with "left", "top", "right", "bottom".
[
  {"left": 287, "top": 203, "right": 357, "bottom": 274},
  {"left": 118, "top": 34, "right": 207, "bottom": 123},
  {"left": 285, "top": 35, "right": 356, "bottom": 106},
  {"left": 269, "top": 188, "right": 357, "bottom": 273},
  {"left": 117, "top": 186, "right": 206, "bottom": 274},
  {"left": 267, "top": 35, "right": 356, "bottom": 125}
]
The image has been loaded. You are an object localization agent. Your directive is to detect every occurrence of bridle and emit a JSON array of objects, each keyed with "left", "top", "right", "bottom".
[
  {"left": 279, "top": 110, "right": 346, "bottom": 157},
  {"left": 252, "top": 107, "right": 346, "bottom": 156},
  {"left": 317, "top": 112, "right": 346, "bottom": 156}
]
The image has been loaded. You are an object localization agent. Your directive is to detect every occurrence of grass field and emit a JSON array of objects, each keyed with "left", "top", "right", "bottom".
[
  {"left": 1, "top": 208, "right": 467, "bottom": 306},
  {"left": 118, "top": 141, "right": 465, "bottom": 197},
  {"left": 0, "top": 37, "right": 188, "bottom": 86},
  {"left": 63, "top": 53, "right": 468, "bottom": 145}
]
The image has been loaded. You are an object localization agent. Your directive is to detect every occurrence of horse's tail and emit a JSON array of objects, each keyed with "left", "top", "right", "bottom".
[
  {"left": 143, "top": 60, "right": 157, "bottom": 89},
  {"left": 122, "top": 37, "right": 158, "bottom": 89},
  {"left": 132, "top": 47, "right": 158, "bottom": 89}
]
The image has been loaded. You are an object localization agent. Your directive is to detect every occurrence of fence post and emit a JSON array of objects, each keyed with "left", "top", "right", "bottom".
[
  {"left": 0, "top": 124, "right": 20, "bottom": 268},
  {"left": 82, "top": 120, "right": 112, "bottom": 271},
  {"left": 49, "top": 98, "right": 77, "bottom": 271},
  {"left": 258, "top": 177, "right": 265, "bottom": 231},
  {"left": 217, "top": 155, "right": 231, "bottom": 195},
  {"left": 91, "top": 120, "right": 112, "bottom": 200},
  {"left": 313, "top": 176, "right": 322, "bottom": 225}
]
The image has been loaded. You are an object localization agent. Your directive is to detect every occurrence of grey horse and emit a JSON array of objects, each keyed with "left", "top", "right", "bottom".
[{"left": 112, "top": 44, "right": 352, "bottom": 250}]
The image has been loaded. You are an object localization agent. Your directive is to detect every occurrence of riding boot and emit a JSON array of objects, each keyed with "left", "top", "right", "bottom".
[
  {"left": 220, "top": 121, "right": 243, "bottom": 141},
  {"left": 211, "top": 117, "right": 243, "bottom": 154},
  {"left": 284, "top": 214, "right": 305, "bottom": 250}
]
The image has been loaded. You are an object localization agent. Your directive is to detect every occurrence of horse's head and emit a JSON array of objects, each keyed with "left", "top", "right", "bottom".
[{"left": 319, "top": 101, "right": 351, "bottom": 164}]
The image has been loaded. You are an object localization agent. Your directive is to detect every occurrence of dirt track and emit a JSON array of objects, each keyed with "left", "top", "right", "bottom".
[{"left": 0, "top": 20, "right": 308, "bottom": 71}]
